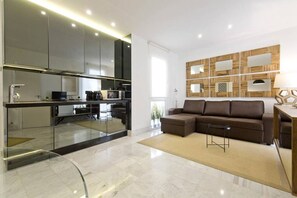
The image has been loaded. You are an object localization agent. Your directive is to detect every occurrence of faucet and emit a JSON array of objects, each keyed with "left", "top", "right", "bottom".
[{"left": 9, "top": 84, "right": 25, "bottom": 103}]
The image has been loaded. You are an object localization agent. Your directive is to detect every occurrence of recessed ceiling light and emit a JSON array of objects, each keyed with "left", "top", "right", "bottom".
[
  {"left": 41, "top": 11, "right": 46, "bottom": 15},
  {"left": 228, "top": 24, "right": 233, "bottom": 29},
  {"left": 198, "top": 34, "right": 202, "bottom": 39},
  {"left": 111, "top": 60, "right": 114, "bottom": 63},
  {"left": 86, "top": 9, "right": 92, "bottom": 15},
  {"left": 71, "top": 23, "right": 76, "bottom": 27},
  {"left": 110, "top": 22, "right": 116, "bottom": 27},
  {"left": 95, "top": 32, "right": 99, "bottom": 36}
]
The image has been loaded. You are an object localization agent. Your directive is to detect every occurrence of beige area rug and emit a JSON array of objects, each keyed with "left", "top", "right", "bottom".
[
  {"left": 139, "top": 133, "right": 291, "bottom": 192},
  {"left": 8, "top": 137, "right": 34, "bottom": 147},
  {"left": 74, "top": 118, "right": 126, "bottom": 133}
]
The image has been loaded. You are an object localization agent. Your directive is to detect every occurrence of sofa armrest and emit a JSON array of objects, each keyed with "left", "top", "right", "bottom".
[
  {"left": 168, "top": 108, "right": 183, "bottom": 115},
  {"left": 262, "top": 113, "right": 274, "bottom": 144}
]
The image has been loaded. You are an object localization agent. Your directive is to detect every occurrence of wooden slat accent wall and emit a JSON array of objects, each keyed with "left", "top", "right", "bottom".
[
  {"left": 240, "top": 72, "right": 279, "bottom": 97},
  {"left": 186, "top": 79, "right": 209, "bottom": 97},
  {"left": 210, "top": 53, "right": 240, "bottom": 76},
  {"left": 210, "top": 76, "right": 240, "bottom": 97},
  {"left": 186, "top": 59, "right": 209, "bottom": 79},
  {"left": 241, "top": 45, "right": 280, "bottom": 74}
]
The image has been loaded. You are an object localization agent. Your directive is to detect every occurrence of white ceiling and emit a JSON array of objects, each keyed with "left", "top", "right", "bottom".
[{"left": 48, "top": 0, "right": 297, "bottom": 53}]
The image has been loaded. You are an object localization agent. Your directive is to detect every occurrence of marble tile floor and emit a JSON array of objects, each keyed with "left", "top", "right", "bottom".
[{"left": 1, "top": 129, "right": 294, "bottom": 198}]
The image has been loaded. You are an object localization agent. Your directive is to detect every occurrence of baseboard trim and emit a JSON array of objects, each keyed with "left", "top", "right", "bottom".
[{"left": 129, "top": 126, "right": 157, "bottom": 136}]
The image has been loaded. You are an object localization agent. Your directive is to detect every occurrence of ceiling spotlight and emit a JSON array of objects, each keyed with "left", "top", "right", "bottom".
[
  {"left": 111, "top": 60, "right": 114, "bottom": 63},
  {"left": 86, "top": 9, "right": 92, "bottom": 15},
  {"left": 111, "top": 22, "right": 116, "bottom": 27},
  {"left": 95, "top": 32, "right": 99, "bottom": 36},
  {"left": 71, "top": 23, "right": 76, "bottom": 28},
  {"left": 228, "top": 24, "right": 233, "bottom": 29},
  {"left": 127, "top": 45, "right": 130, "bottom": 48},
  {"left": 41, "top": 11, "right": 46, "bottom": 15},
  {"left": 198, "top": 34, "right": 202, "bottom": 39}
]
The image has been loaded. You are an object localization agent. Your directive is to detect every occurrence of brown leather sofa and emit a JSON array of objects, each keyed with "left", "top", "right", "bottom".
[
  {"left": 279, "top": 113, "right": 292, "bottom": 149},
  {"left": 160, "top": 100, "right": 274, "bottom": 145}
]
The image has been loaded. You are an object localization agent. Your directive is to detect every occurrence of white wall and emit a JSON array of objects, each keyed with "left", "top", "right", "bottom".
[
  {"left": 179, "top": 26, "right": 297, "bottom": 113},
  {"left": 0, "top": 0, "right": 4, "bottom": 150},
  {"left": 131, "top": 34, "right": 181, "bottom": 133},
  {"left": 131, "top": 34, "right": 151, "bottom": 133}
]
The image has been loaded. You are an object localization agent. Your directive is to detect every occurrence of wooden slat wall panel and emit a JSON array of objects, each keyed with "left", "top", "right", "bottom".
[
  {"left": 186, "top": 59, "right": 209, "bottom": 79},
  {"left": 210, "top": 53, "right": 240, "bottom": 77},
  {"left": 186, "top": 79, "right": 209, "bottom": 97},
  {"left": 241, "top": 45, "right": 280, "bottom": 74},
  {"left": 240, "top": 72, "right": 279, "bottom": 97},
  {"left": 210, "top": 76, "right": 240, "bottom": 97}
]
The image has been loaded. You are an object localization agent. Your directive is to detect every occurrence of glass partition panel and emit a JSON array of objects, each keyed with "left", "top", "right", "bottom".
[{"left": 1, "top": 149, "right": 88, "bottom": 197}]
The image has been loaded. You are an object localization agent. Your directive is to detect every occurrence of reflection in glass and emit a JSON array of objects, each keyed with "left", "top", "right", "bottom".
[
  {"left": 191, "top": 65, "right": 204, "bottom": 74},
  {"left": 215, "top": 82, "right": 233, "bottom": 92},
  {"left": 215, "top": 60, "right": 233, "bottom": 71},
  {"left": 191, "top": 84, "right": 204, "bottom": 93},
  {"left": 248, "top": 53, "right": 272, "bottom": 67},
  {"left": 247, "top": 79, "right": 271, "bottom": 92}
]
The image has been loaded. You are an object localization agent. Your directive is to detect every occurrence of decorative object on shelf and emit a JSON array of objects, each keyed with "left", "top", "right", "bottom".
[
  {"left": 252, "top": 79, "right": 265, "bottom": 85},
  {"left": 273, "top": 73, "right": 297, "bottom": 105}
]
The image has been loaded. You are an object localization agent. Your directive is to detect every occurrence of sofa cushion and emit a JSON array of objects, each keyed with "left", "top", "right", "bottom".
[
  {"left": 197, "top": 116, "right": 263, "bottom": 131},
  {"left": 183, "top": 100, "right": 205, "bottom": 114},
  {"left": 226, "top": 118, "right": 263, "bottom": 131},
  {"left": 230, "top": 101, "right": 264, "bottom": 119},
  {"left": 160, "top": 115, "right": 196, "bottom": 126},
  {"left": 203, "top": 101, "right": 230, "bottom": 116}
]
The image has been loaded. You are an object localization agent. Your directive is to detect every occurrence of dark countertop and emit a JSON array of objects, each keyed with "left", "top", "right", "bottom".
[{"left": 4, "top": 99, "right": 130, "bottom": 108}]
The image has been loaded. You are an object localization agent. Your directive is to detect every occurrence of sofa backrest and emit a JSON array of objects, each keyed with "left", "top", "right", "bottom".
[
  {"left": 230, "top": 101, "right": 264, "bottom": 119},
  {"left": 183, "top": 100, "right": 205, "bottom": 114},
  {"left": 203, "top": 101, "right": 230, "bottom": 116}
]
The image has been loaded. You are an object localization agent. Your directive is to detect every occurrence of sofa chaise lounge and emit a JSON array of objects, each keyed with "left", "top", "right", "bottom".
[{"left": 160, "top": 100, "right": 274, "bottom": 145}]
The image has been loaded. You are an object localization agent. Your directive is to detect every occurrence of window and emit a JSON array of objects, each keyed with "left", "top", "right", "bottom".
[{"left": 151, "top": 57, "right": 167, "bottom": 97}]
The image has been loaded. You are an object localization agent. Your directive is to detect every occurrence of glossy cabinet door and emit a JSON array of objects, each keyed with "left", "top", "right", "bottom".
[
  {"left": 84, "top": 28, "right": 101, "bottom": 76},
  {"left": 49, "top": 13, "right": 84, "bottom": 73},
  {"left": 4, "top": 0, "right": 48, "bottom": 68},
  {"left": 100, "top": 33, "right": 116, "bottom": 77},
  {"left": 114, "top": 39, "right": 123, "bottom": 79},
  {"left": 123, "top": 41, "right": 131, "bottom": 80}
]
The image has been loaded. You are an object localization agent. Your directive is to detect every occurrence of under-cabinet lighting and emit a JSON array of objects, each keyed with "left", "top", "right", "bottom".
[
  {"left": 41, "top": 10, "right": 46, "bottom": 15},
  {"left": 27, "top": 0, "right": 129, "bottom": 42},
  {"left": 95, "top": 32, "right": 99, "bottom": 36},
  {"left": 71, "top": 23, "right": 76, "bottom": 28}
]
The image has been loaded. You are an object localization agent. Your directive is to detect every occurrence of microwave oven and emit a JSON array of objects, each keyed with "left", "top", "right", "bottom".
[
  {"left": 52, "top": 91, "right": 67, "bottom": 101},
  {"left": 101, "top": 90, "right": 121, "bottom": 100}
]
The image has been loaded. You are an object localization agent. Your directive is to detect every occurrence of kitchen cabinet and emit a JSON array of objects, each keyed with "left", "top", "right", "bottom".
[
  {"left": 49, "top": 13, "right": 84, "bottom": 73},
  {"left": 100, "top": 33, "right": 117, "bottom": 77},
  {"left": 114, "top": 39, "right": 131, "bottom": 80},
  {"left": 123, "top": 41, "right": 132, "bottom": 80},
  {"left": 4, "top": 0, "right": 48, "bottom": 68},
  {"left": 84, "top": 28, "right": 101, "bottom": 76}
]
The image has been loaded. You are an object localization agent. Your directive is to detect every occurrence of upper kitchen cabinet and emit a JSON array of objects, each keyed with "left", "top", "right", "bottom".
[
  {"left": 123, "top": 41, "right": 131, "bottom": 80},
  {"left": 4, "top": 0, "right": 48, "bottom": 68},
  {"left": 100, "top": 33, "right": 117, "bottom": 77},
  {"left": 49, "top": 13, "right": 84, "bottom": 73},
  {"left": 114, "top": 37, "right": 131, "bottom": 80},
  {"left": 84, "top": 28, "right": 101, "bottom": 76}
]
